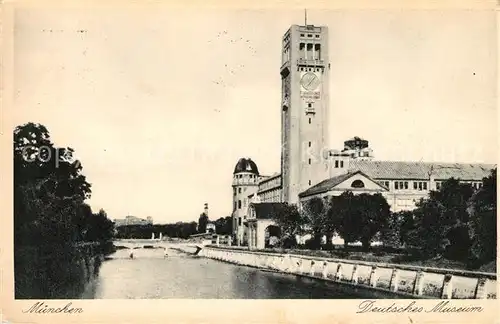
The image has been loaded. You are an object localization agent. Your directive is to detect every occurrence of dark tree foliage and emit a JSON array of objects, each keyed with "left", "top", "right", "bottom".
[
  {"left": 469, "top": 169, "right": 497, "bottom": 263},
  {"left": 407, "top": 178, "right": 475, "bottom": 260},
  {"left": 198, "top": 212, "right": 209, "bottom": 233},
  {"left": 213, "top": 216, "right": 232, "bottom": 235},
  {"left": 302, "top": 197, "right": 328, "bottom": 248},
  {"left": 270, "top": 203, "right": 305, "bottom": 247},
  {"left": 13, "top": 123, "right": 115, "bottom": 298},
  {"left": 328, "top": 192, "right": 390, "bottom": 250},
  {"left": 14, "top": 122, "right": 114, "bottom": 247},
  {"left": 115, "top": 222, "right": 198, "bottom": 239}
]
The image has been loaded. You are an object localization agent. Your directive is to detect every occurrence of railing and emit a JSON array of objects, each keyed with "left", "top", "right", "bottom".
[{"left": 201, "top": 246, "right": 496, "bottom": 299}]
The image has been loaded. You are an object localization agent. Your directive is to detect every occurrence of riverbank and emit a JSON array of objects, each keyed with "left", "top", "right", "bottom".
[
  {"left": 217, "top": 246, "right": 496, "bottom": 273},
  {"left": 188, "top": 245, "right": 496, "bottom": 299},
  {"left": 14, "top": 241, "right": 114, "bottom": 299}
]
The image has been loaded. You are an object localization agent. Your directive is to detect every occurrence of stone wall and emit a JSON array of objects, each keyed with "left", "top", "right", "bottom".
[{"left": 201, "top": 246, "right": 497, "bottom": 299}]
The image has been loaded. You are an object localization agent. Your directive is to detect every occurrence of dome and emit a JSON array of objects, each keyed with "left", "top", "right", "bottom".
[{"left": 233, "top": 158, "right": 259, "bottom": 175}]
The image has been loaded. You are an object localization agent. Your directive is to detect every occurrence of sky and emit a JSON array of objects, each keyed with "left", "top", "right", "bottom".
[{"left": 13, "top": 7, "right": 497, "bottom": 224}]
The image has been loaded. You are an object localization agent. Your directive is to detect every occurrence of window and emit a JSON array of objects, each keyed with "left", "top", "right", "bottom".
[
  {"left": 308, "top": 34, "right": 312, "bottom": 37},
  {"left": 234, "top": 202, "right": 237, "bottom": 210},
  {"left": 385, "top": 181, "right": 390, "bottom": 188},
  {"left": 404, "top": 181, "right": 408, "bottom": 189},
  {"left": 315, "top": 34, "right": 319, "bottom": 38},
  {"left": 233, "top": 188, "right": 236, "bottom": 196},
  {"left": 395, "top": 182, "right": 399, "bottom": 190},
  {"left": 340, "top": 161, "right": 344, "bottom": 168},
  {"left": 423, "top": 182, "right": 427, "bottom": 190},
  {"left": 238, "top": 218, "right": 242, "bottom": 226},
  {"left": 351, "top": 180, "right": 365, "bottom": 188},
  {"left": 418, "top": 182, "right": 423, "bottom": 190},
  {"left": 238, "top": 200, "right": 241, "bottom": 209},
  {"left": 436, "top": 182, "right": 441, "bottom": 190},
  {"left": 308, "top": 180, "right": 311, "bottom": 185},
  {"left": 335, "top": 160, "right": 339, "bottom": 168},
  {"left": 309, "top": 118, "right": 311, "bottom": 124},
  {"left": 308, "top": 158, "right": 311, "bottom": 165},
  {"left": 238, "top": 188, "right": 242, "bottom": 193},
  {"left": 308, "top": 141, "right": 311, "bottom": 147},
  {"left": 300, "top": 33, "right": 304, "bottom": 36},
  {"left": 308, "top": 103, "right": 312, "bottom": 108},
  {"left": 414, "top": 182, "right": 418, "bottom": 190}
]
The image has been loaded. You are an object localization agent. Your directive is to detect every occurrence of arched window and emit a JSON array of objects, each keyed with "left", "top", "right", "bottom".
[{"left": 351, "top": 180, "right": 365, "bottom": 188}]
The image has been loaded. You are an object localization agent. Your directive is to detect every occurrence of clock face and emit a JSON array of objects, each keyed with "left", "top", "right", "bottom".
[{"left": 300, "top": 72, "right": 320, "bottom": 90}]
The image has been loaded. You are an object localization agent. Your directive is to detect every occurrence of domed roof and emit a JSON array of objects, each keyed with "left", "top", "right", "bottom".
[{"left": 233, "top": 158, "right": 259, "bottom": 175}]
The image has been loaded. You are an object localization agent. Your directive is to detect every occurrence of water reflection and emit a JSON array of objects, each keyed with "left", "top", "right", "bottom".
[{"left": 85, "top": 247, "right": 387, "bottom": 299}]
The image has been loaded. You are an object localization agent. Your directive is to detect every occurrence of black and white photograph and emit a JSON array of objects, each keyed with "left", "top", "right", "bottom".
[{"left": 2, "top": 2, "right": 498, "bottom": 321}]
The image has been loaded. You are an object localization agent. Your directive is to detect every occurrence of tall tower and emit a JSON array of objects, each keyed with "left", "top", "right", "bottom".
[
  {"left": 232, "top": 158, "right": 259, "bottom": 245},
  {"left": 280, "top": 24, "right": 330, "bottom": 204},
  {"left": 203, "top": 203, "right": 209, "bottom": 217}
]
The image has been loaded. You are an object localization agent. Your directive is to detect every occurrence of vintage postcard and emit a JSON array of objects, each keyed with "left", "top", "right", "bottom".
[{"left": 1, "top": 0, "right": 498, "bottom": 323}]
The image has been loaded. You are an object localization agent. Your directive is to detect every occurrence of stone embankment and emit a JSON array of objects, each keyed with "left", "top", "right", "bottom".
[{"left": 191, "top": 246, "right": 496, "bottom": 299}]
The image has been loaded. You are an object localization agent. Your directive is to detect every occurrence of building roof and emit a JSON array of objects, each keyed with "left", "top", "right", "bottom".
[
  {"left": 349, "top": 160, "right": 495, "bottom": 181},
  {"left": 298, "top": 171, "right": 362, "bottom": 198},
  {"left": 233, "top": 158, "right": 259, "bottom": 175},
  {"left": 250, "top": 202, "right": 286, "bottom": 220}
]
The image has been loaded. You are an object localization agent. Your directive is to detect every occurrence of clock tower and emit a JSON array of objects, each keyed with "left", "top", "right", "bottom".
[{"left": 280, "top": 24, "right": 330, "bottom": 204}]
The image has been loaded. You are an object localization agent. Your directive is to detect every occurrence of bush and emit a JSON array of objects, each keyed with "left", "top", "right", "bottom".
[
  {"left": 304, "top": 238, "right": 321, "bottom": 250},
  {"left": 281, "top": 236, "right": 298, "bottom": 249}
]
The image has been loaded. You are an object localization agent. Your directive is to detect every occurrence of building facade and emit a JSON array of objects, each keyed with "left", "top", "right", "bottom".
[
  {"left": 229, "top": 21, "right": 495, "bottom": 249},
  {"left": 114, "top": 215, "right": 153, "bottom": 227}
]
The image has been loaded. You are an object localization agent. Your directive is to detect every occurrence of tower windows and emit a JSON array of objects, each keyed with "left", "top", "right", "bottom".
[
  {"left": 238, "top": 188, "right": 242, "bottom": 193},
  {"left": 308, "top": 141, "right": 311, "bottom": 147},
  {"left": 299, "top": 43, "right": 305, "bottom": 59},
  {"left": 308, "top": 180, "right": 311, "bottom": 185},
  {"left": 308, "top": 118, "right": 311, "bottom": 124},
  {"left": 308, "top": 103, "right": 312, "bottom": 108},
  {"left": 335, "top": 160, "right": 339, "bottom": 168},
  {"left": 306, "top": 43, "right": 313, "bottom": 59},
  {"left": 340, "top": 161, "right": 344, "bottom": 168},
  {"left": 308, "top": 158, "right": 311, "bottom": 165},
  {"left": 314, "top": 44, "right": 321, "bottom": 59},
  {"left": 238, "top": 200, "right": 241, "bottom": 209}
]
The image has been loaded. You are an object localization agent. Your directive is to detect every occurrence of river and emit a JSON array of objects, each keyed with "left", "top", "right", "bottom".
[{"left": 83, "top": 245, "right": 389, "bottom": 299}]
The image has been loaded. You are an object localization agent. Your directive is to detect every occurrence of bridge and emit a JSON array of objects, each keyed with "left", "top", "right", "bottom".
[{"left": 113, "top": 239, "right": 205, "bottom": 254}]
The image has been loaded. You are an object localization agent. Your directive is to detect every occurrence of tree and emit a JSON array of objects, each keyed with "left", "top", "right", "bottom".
[
  {"left": 198, "top": 213, "right": 209, "bottom": 233},
  {"left": 328, "top": 192, "right": 390, "bottom": 250},
  {"left": 271, "top": 203, "right": 305, "bottom": 247},
  {"left": 357, "top": 193, "right": 391, "bottom": 250},
  {"left": 14, "top": 123, "right": 98, "bottom": 246},
  {"left": 469, "top": 169, "right": 497, "bottom": 263},
  {"left": 302, "top": 197, "right": 328, "bottom": 249},
  {"left": 214, "top": 216, "right": 232, "bottom": 235},
  {"left": 408, "top": 178, "right": 474, "bottom": 259}
]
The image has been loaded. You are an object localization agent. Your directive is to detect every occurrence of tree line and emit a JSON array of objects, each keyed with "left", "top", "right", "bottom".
[
  {"left": 271, "top": 169, "right": 496, "bottom": 267},
  {"left": 114, "top": 213, "right": 232, "bottom": 239},
  {"left": 14, "top": 123, "right": 115, "bottom": 247}
]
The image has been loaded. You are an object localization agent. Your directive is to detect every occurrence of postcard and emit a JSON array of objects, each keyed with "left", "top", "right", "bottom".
[{"left": 1, "top": 1, "right": 498, "bottom": 323}]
